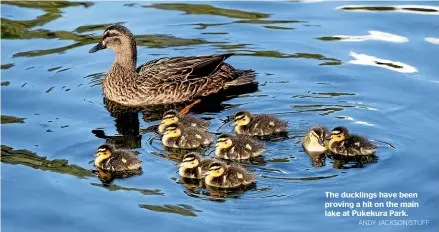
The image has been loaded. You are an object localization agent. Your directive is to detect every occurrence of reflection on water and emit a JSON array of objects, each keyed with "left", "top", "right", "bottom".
[
  {"left": 425, "top": 37, "right": 439, "bottom": 45},
  {"left": 317, "top": 31, "right": 408, "bottom": 43},
  {"left": 146, "top": 3, "right": 270, "bottom": 19},
  {"left": 1, "top": 145, "right": 93, "bottom": 178},
  {"left": 338, "top": 5, "right": 439, "bottom": 15},
  {"left": 305, "top": 151, "right": 326, "bottom": 168},
  {"left": 1, "top": 115, "right": 25, "bottom": 124},
  {"left": 348, "top": 52, "right": 418, "bottom": 73},
  {"left": 327, "top": 154, "right": 379, "bottom": 169},
  {"left": 90, "top": 182, "right": 162, "bottom": 196},
  {"left": 139, "top": 204, "right": 201, "bottom": 217}
]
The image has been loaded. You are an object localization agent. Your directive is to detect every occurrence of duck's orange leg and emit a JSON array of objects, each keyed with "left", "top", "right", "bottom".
[{"left": 180, "top": 99, "right": 201, "bottom": 115}]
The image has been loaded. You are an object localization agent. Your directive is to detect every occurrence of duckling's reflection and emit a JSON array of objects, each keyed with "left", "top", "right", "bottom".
[
  {"left": 179, "top": 176, "right": 256, "bottom": 201},
  {"left": 327, "top": 154, "right": 379, "bottom": 169},
  {"left": 93, "top": 168, "right": 143, "bottom": 185},
  {"left": 305, "top": 151, "right": 326, "bottom": 167}
]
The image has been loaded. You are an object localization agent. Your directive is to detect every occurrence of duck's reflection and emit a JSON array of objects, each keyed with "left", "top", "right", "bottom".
[{"left": 96, "top": 82, "right": 259, "bottom": 149}]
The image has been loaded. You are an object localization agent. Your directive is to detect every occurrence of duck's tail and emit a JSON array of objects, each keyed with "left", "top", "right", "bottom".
[{"left": 225, "top": 69, "right": 257, "bottom": 88}]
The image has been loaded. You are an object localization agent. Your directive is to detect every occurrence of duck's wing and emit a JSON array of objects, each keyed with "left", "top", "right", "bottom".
[{"left": 136, "top": 53, "right": 235, "bottom": 82}]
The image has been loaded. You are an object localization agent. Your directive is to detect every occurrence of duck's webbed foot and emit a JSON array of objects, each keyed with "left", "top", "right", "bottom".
[{"left": 180, "top": 99, "right": 201, "bottom": 115}]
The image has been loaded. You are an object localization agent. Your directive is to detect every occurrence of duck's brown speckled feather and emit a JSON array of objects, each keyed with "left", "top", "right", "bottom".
[{"left": 105, "top": 54, "right": 256, "bottom": 106}]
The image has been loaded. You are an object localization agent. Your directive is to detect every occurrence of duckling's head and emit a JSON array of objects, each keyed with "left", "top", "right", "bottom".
[
  {"left": 164, "top": 123, "right": 182, "bottom": 138},
  {"left": 161, "top": 110, "right": 180, "bottom": 126},
  {"left": 89, "top": 25, "right": 136, "bottom": 56},
  {"left": 233, "top": 110, "right": 251, "bottom": 126},
  {"left": 328, "top": 126, "right": 349, "bottom": 142},
  {"left": 94, "top": 144, "right": 115, "bottom": 159},
  {"left": 180, "top": 152, "right": 201, "bottom": 169},
  {"left": 215, "top": 134, "right": 233, "bottom": 149},
  {"left": 207, "top": 162, "right": 226, "bottom": 177},
  {"left": 309, "top": 125, "right": 327, "bottom": 146}
]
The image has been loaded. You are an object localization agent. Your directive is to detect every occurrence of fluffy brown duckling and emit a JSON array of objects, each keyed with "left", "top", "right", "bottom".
[
  {"left": 178, "top": 152, "right": 217, "bottom": 179},
  {"left": 162, "top": 123, "right": 213, "bottom": 149},
  {"left": 233, "top": 110, "right": 288, "bottom": 136},
  {"left": 94, "top": 144, "right": 142, "bottom": 171},
  {"left": 215, "top": 134, "right": 265, "bottom": 161},
  {"left": 302, "top": 125, "right": 329, "bottom": 153},
  {"left": 205, "top": 161, "right": 256, "bottom": 188},
  {"left": 327, "top": 126, "right": 377, "bottom": 156},
  {"left": 158, "top": 110, "right": 209, "bottom": 134}
]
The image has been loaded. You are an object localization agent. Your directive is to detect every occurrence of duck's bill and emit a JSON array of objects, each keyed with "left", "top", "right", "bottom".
[
  {"left": 89, "top": 42, "right": 106, "bottom": 53},
  {"left": 318, "top": 138, "right": 326, "bottom": 146},
  {"left": 93, "top": 152, "right": 99, "bottom": 157}
]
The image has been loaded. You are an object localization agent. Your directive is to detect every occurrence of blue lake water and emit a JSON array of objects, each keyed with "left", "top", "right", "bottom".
[{"left": 1, "top": 1, "right": 439, "bottom": 232}]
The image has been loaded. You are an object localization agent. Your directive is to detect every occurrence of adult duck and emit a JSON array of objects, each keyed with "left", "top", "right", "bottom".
[{"left": 89, "top": 25, "right": 256, "bottom": 111}]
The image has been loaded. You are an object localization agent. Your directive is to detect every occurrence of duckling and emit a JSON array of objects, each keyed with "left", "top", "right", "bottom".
[
  {"left": 158, "top": 110, "right": 209, "bottom": 134},
  {"left": 215, "top": 134, "right": 265, "bottom": 161},
  {"left": 162, "top": 123, "right": 213, "bottom": 149},
  {"left": 233, "top": 110, "right": 288, "bottom": 136},
  {"left": 205, "top": 161, "right": 256, "bottom": 189},
  {"left": 327, "top": 127, "right": 377, "bottom": 156},
  {"left": 302, "top": 125, "right": 329, "bottom": 153},
  {"left": 94, "top": 144, "right": 142, "bottom": 171},
  {"left": 178, "top": 152, "right": 216, "bottom": 179}
]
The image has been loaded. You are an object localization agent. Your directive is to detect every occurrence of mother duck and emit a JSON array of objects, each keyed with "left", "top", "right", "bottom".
[{"left": 89, "top": 25, "right": 256, "bottom": 109}]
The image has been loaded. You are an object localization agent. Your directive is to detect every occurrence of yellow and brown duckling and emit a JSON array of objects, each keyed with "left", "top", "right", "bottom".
[
  {"left": 215, "top": 134, "right": 265, "bottom": 161},
  {"left": 233, "top": 110, "right": 288, "bottom": 136},
  {"left": 205, "top": 161, "right": 256, "bottom": 189},
  {"left": 302, "top": 125, "right": 329, "bottom": 153},
  {"left": 162, "top": 123, "right": 213, "bottom": 149},
  {"left": 158, "top": 110, "right": 209, "bottom": 134},
  {"left": 94, "top": 144, "right": 142, "bottom": 171},
  {"left": 327, "top": 126, "right": 377, "bottom": 156},
  {"left": 179, "top": 152, "right": 217, "bottom": 179}
]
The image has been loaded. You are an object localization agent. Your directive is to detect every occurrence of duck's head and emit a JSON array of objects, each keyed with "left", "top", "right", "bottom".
[
  {"left": 164, "top": 123, "right": 182, "bottom": 138},
  {"left": 309, "top": 125, "right": 327, "bottom": 146},
  {"left": 327, "top": 126, "right": 349, "bottom": 142},
  {"left": 233, "top": 110, "right": 251, "bottom": 126},
  {"left": 180, "top": 152, "right": 201, "bottom": 169},
  {"left": 207, "top": 161, "right": 226, "bottom": 177},
  {"left": 89, "top": 25, "right": 136, "bottom": 56},
  {"left": 215, "top": 134, "right": 233, "bottom": 149},
  {"left": 161, "top": 110, "right": 180, "bottom": 127},
  {"left": 94, "top": 144, "right": 115, "bottom": 159}
]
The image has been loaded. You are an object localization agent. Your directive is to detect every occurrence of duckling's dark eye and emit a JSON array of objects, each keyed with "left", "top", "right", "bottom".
[{"left": 235, "top": 116, "right": 244, "bottom": 121}]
